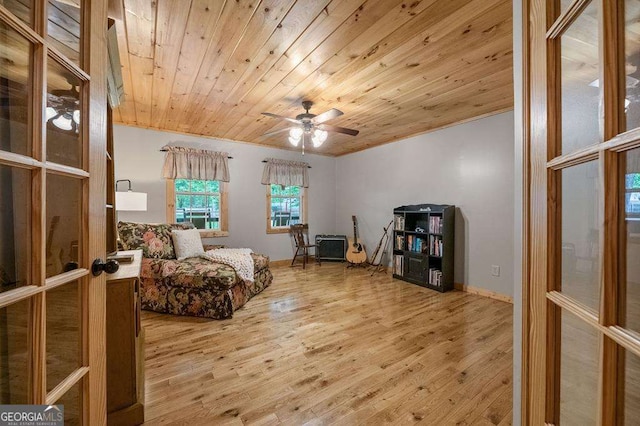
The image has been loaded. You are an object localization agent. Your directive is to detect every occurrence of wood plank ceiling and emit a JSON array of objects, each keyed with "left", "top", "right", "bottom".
[{"left": 111, "top": 0, "right": 514, "bottom": 156}]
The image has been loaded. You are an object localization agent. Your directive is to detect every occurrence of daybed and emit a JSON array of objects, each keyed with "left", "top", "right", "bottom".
[{"left": 117, "top": 221, "right": 273, "bottom": 319}]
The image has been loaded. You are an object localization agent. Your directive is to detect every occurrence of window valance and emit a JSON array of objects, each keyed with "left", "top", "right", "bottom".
[
  {"left": 161, "top": 145, "right": 230, "bottom": 182},
  {"left": 261, "top": 158, "right": 309, "bottom": 188}
]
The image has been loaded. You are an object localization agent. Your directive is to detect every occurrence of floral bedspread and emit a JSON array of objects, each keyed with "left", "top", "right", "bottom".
[
  {"left": 139, "top": 253, "right": 272, "bottom": 319},
  {"left": 117, "top": 220, "right": 273, "bottom": 319}
]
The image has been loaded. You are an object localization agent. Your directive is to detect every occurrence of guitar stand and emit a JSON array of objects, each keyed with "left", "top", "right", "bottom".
[
  {"left": 368, "top": 219, "right": 393, "bottom": 276},
  {"left": 347, "top": 261, "right": 369, "bottom": 269},
  {"left": 369, "top": 259, "right": 387, "bottom": 276}
]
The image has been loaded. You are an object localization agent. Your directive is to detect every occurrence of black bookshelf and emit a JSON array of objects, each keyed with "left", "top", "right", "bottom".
[{"left": 392, "top": 204, "right": 455, "bottom": 292}]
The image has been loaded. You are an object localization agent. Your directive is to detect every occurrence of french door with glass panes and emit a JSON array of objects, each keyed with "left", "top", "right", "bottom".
[
  {"left": 0, "top": 1, "right": 108, "bottom": 424},
  {"left": 526, "top": 0, "right": 640, "bottom": 424}
]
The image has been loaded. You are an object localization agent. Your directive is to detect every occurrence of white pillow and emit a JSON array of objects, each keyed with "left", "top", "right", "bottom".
[{"left": 171, "top": 229, "right": 204, "bottom": 260}]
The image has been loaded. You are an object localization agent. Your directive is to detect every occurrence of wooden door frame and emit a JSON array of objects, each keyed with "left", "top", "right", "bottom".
[
  {"left": 522, "top": 0, "right": 640, "bottom": 424},
  {"left": 0, "top": 1, "right": 108, "bottom": 423},
  {"left": 85, "top": 1, "right": 109, "bottom": 424},
  {"left": 519, "top": 0, "right": 531, "bottom": 423}
]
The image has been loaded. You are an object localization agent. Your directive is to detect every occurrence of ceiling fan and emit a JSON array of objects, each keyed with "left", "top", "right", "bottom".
[{"left": 262, "top": 100, "right": 359, "bottom": 153}]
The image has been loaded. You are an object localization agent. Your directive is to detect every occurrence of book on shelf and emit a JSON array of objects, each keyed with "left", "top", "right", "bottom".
[
  {"left": 397, "top": 235, "right": 429, "bottom": 253},
  {"left": 394, "top": 215, "right": 405, "bottom": 231},
  {"left": 429, "top": 268, "right": 442, "bottom": 286},
  {"left": 429, "top": 235, "right": 443, "bottom": 256},
  {"left": 394, "top": 254, "right": 404, "bottom": 276},
  {"left": 429, "top": 216, "right": 444, "bottom": 234}
]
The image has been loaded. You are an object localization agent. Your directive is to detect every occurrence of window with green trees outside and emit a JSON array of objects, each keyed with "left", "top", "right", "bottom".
[
  {"left": 174, "top": 179, "right": 221, "bottom": 229},
  {"left": 268, "top": 184, "right": 303, "bottom": 231}
]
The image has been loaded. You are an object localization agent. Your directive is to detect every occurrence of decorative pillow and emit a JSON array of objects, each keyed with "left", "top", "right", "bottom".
[
  {"left": 117, "top": 221, "right": 176, "bottom": 259},
  {"left": 171, "top": 229, "right": 205, "bottom": 260}
]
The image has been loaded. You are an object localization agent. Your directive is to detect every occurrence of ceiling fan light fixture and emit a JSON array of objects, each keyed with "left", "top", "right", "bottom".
[
  {"left": 46, "top": 106, "right": 57, "bottom": 121},
  {"left": 288, "top": 135, "right": 301, "bottom": 147},
  {"left": 289, "top": 127, "right": 304, "bottom": 139},
  {"left": 262, "top": 101, "right": 358, "bottom": 153},
  {"left": 312, "top": 129, "right": 328, "bottom": 147},
  {"left": 52, "top": 113, "right": 73, "bottom": 131}
]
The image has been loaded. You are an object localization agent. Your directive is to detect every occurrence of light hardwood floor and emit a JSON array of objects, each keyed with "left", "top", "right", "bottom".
[{"left": 142, "top": 263, "right": 513, "bottom": 425}]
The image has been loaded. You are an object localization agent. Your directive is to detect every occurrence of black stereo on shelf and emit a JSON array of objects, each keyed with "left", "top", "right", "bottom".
[{"left": 315, "top": 235, "right": 347, "bottom": 261}]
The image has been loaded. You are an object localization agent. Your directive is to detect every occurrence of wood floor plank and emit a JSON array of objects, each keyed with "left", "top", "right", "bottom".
[
  {"left": 142, "top": 263, "right": 513, "bottom": 424},
  {"left": 477, "top": 386, "right": 514, "bottom": 425}
]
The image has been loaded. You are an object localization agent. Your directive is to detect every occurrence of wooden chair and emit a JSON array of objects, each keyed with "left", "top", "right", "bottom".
[
  {"left": 273, "top": 211, "right": 291, "bottom": 227},
  {"left": 289, "top": 224, "right": 320, "bottom": 269}
]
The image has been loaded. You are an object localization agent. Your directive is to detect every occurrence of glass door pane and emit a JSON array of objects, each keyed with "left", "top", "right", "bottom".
[
  {"left": 561, "top": 161, "right": 601, "bottom": 311},
  {"left": 559, "top": 0, "right": 575, "bottom": 17},
  {"left": 0, "top": 298, "right": 30, "bottom": 404},
  {"left": 0, "top": 164, "right": 31, "bottom": 292},
  {"left": 625, "top": 0, "right": 640, "bottom": 131},
  {"left": 0, "top": 20, "right": 32, "bottom": 157},
  {"left": 559, "top": 310, "right": 600, "bottom": 425},
  {"left": 622, "top": 349, "right": 640, "bottom": 425},
  {"left": 56, "top": 378, "right": 82, "bottom": 425},
  {"left": 46, "top": 280, "right": 81, "bottom": 392},
  {"left": 46, "top": 173, "right": 82, "bottom": 277},
  {"left": 0, "top": 0, "right": 34, "bottom": 28},
  {"left": 46, "top": 59, "right": 82, "bottom": 169},
  {"left": 560, "top": 0, "right": 600, "bottom": 154},
  {"left": 47, "top": 0, "right": 81, "bottom": 66},
  {"left": 623, "top": 148, "right": 640, "bottom": 333}
]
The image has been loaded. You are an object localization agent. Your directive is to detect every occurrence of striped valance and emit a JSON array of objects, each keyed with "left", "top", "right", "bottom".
[
  {"left": 162, "top": 145, "right": 230, "bottom": 182},
  {"left": 261, "top": 158, "right": 309, "bottom": 188}
]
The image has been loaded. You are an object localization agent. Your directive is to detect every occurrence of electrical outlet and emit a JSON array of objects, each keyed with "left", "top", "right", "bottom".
[{"left": 491, "top": 265, "right": 500, "bottom": 277}]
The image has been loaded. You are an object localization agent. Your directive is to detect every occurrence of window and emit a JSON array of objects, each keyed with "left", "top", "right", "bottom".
[
  {"left": 166, "top": 179, "right": 228, "bottom": 236},
  {"left": 266, "top": 184, "right": 306, "bottom": 234},
  {"left": 627, "top": 173, "right": 640, "bottom": 217}
]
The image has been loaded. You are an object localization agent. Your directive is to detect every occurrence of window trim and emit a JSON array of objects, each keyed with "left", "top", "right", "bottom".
[
  {"left": 166, "top": 179, "right": 229, "bottom": 237},
  {"left": 266, "top": 185, "right": 307, "bottom": 234}
]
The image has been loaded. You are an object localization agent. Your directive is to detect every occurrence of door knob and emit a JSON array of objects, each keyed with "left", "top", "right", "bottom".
[{"left": 92, "top": 258, "right": 120, "bottom": 276}]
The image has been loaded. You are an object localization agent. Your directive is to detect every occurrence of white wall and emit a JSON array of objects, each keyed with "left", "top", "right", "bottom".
[
  {"left": 113, "top": 125, "right": 337, "bottom": 261},
  {"left": 335, "top": 112, "right": 515, "bottom": 297}
]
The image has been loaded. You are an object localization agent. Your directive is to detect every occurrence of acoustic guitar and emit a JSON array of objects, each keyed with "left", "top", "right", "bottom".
[{"left": 346, "top": 215, "right": 368, "bottom": 264}]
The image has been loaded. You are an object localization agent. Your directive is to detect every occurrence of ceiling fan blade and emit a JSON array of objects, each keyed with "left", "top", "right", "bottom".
[
  {"left": 317, "top": 123, "right": 359, "bottom": 136},
  {"left": 262, "top": 112, "right": 302, "bottom": 125},
  {"left": 312, "top": 108, "right": 343, "bottom": 124},
  {"left": 262, "top": 127, "right": 293, "bottom": 138}
]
